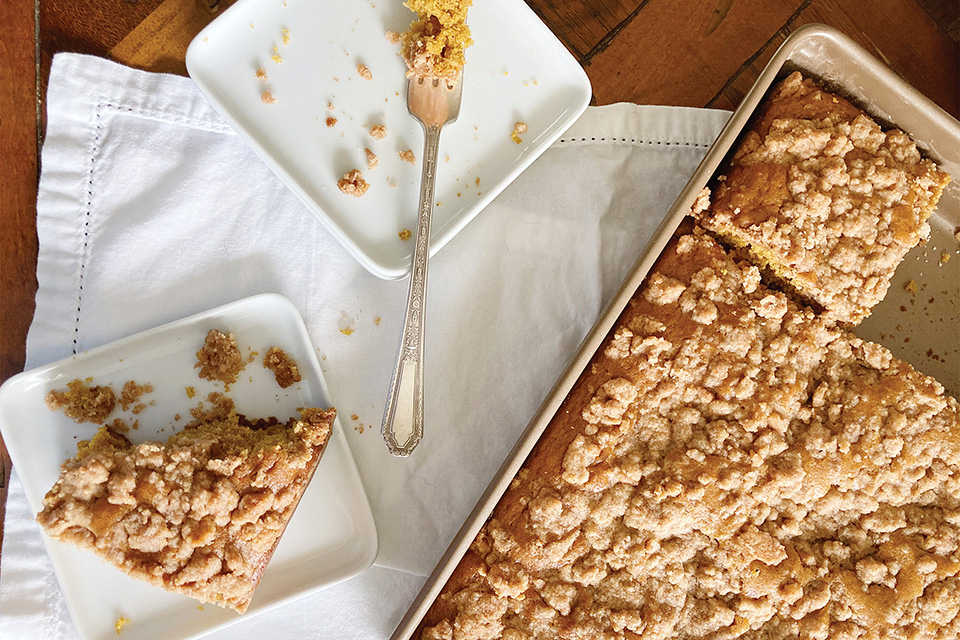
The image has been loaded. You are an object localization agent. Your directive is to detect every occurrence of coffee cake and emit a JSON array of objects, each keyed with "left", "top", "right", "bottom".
[
  {"left": 699, "top": 71, "right": 950, "bottom": 325},
  {"left": 416, "top": 231, "right": 960, "bottom": 639},
  {"left": 37, "top": 398, "right": 334, "bottom": 613}
]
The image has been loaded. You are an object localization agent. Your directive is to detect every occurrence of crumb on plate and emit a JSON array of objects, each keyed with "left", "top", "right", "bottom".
[
  {"left": 337, "top": 169, "right": 370, "bottom": 197},
  {"left": 511, "top": 121, "right": 527, "bottom": 144},
  {"left": 365, "top": 148, "right": 379, "bottom": 169},
  {"left": 398, "top": 149, "right": 416, "bottom": 164},
  {"left": 369, "top": 124, "right": 387, "bottom": 139},
  {"left": 45, "top": 379, "right": 117, "bottom": 424},
  {"left": 262, "top": 346, "right": 302, "bottom": 389}
]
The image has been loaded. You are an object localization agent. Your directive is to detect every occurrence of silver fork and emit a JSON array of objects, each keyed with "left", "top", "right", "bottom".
[{"left": 381, "top": 75, "right": 463, "bottom": 457}]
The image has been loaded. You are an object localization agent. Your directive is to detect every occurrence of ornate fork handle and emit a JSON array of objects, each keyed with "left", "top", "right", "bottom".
[{"left": 380, "top": 122, "right": 442, "bottom": 457}]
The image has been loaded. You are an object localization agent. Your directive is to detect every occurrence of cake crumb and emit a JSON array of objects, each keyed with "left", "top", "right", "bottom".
[
  {"left": 357, "top": 63, "right": 373, "bottom": 80},
  {"left": 281, "top": 28, "right": 290, "bottom": 45},
  {"left": 365, "top": 148, "right": 379, "bottom": 169},
  {"left": 195, "top": 329, "right": 245, "bottom": 386},
  {"left": 337, "top": 169, "right": 370, "bottom": 197},
  {"left": 905, "top": 279, "right": 919, "bottom": 294},
  {"left": 115, "top": 616, "right": 129, "bottom": 635},
  {"left": 369, "top": 124, "right": 387, "bottom": 140},
  {"left": 351, "top": 414, "right": 359, "bottom": 421},
  {"left": 398, "top": 149, "right": 416, "bottom": 164},
  {"left": 325, "top": 117, "right": 337, "bottom": 127},
  {"left": 940, "top": 252, "right": 951, "bottom": 266},
  {"left": 271, "top": 53, "right": 282, "bottom": 64},
  {"left": 45, "top": 379, "right": 117, "bottom": 424},
  {"left": 262, "top": 347, "right": 302, "bottom": 389},
  {"left": 119, "top": 381, "right": 153, "bottom": 412},
  {"left": 385, "top": 30, "right": 401, "bottom": 44},
  {"left": 511, "top": 121, "right": 527, "bottom": 144},
  {"left": 261, "top": 90, "right": 278, "bottom": 104},
  {"left": 398, "top": 228, "right": 412, "bottom": 241},
  {"left": 327, "top": 101, "right": 335, "bottom": 111},
  {"left": 374, "top": 316, "right": 381, "bottom": 326},
  {"left": 255, "top": 67, "right": 267, "bottom": 81}
]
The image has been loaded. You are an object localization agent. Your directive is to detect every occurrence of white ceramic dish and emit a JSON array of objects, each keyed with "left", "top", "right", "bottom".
[
  {"left": 185, "top": 0, "right": 592, "bottom": 279},
  {"left": 0, "top": 294, "right": 378, "bottom": 640}
]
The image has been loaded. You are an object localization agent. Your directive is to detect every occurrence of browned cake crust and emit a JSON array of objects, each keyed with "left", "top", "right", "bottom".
[
  {"left": 416, "top": 231, "right": 960, "bottom": 639},
  {"left": 37, "top": 399, "right": 334, "bottom": 613},
  {"left": 698, "top": 71, "right": 950, "bottom": 325}
]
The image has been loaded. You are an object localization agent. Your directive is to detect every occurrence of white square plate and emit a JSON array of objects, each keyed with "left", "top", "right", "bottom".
[
  {"left": 0, "top": 294, "right": 378, "bottom": 640},
  {"left": 185, "top": 0, "right": 591, "bottom": 279}
]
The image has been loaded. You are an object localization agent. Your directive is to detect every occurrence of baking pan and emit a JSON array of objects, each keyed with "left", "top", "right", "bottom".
[{"left": 391, "top": 23, "right": 960, "bottom": 638}]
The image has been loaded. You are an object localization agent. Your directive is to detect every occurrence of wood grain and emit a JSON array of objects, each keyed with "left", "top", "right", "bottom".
[
  {"left": 0, "top": 0, "right": 39, "bottom": 570},
  {"left": 110, "top": 0, "right": 236, "bottom": 75},
  {"left": 576, "top": 0, "right": 960, "bottom": 117}
]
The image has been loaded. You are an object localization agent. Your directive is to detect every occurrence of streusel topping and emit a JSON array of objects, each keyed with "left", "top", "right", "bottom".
[
  {"left": 700, "top": 72, "right": 950, "bottom": 325},
  {"left": 419, "top": 231, "right": 960, "bottom": 639},
  {"left": 37, "top": 396, "right": 334, "bottom": 613}
]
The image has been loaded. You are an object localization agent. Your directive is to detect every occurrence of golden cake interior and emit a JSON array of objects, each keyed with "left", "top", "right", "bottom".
[{"left": 400, "top": 0, "right": 473, "bottom": 80}]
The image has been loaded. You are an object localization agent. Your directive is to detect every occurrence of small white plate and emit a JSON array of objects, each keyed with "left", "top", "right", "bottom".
[
  {"left": 185, "top": 0, "right": 591, "bottom": 279},
  {"left": 0, "top": 294, "right": 378, "bottom": 640}
]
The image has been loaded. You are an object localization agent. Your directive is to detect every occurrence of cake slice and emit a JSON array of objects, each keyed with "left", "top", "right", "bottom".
[
  {"left": 699, "top": 71, "right": 950, "bottom": 325},
  {"left": 37, "top": 397, "right": 334, "bottom": 613},
  {"left": 400, "top": 0, "right": 473, "bottom": 80}
]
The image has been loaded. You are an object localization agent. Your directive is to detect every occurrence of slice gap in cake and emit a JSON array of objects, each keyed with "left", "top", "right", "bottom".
[{"left": 698, "top": 71, "right": 951, "bottom": 326}]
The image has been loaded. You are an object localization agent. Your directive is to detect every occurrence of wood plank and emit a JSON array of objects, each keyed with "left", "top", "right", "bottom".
[
  {"left": 40, "top": 0, "right": 166, "bottom": 58},
  {"left": 917, "top": 0, "right": 959, "bottom": 42},
  {"left": 110, "top": 0, "right": 235, "bottom": 75},
  {"left": 0, "top": 0, "right": 40, "bottom": 570},
  {"left": 525, "top": 0, "right": 646, "bottom": 59},
  {"left": 583, "top": 0, "right": 959, "bottom": 119},
  {"left": 707, "top": 0, "right": 960, "bottom": 116},
  {"left": 584, "top": 0, "right": 809, "bottom": 107}
]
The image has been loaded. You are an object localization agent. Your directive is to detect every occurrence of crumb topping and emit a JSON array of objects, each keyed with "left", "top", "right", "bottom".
[
  {"left": 511, "top": 121, "right": 527, "bottom": 144},
  {"left": 419, "top": 232, "right": 960, "bottom": 639},
  {"left": 369, "top": 124, "right": 387, "bottom": 140},
  {"left": 365, "top": 147, "right": 379, "bottom": 169},
  {"left": 699, "top": 72, "right": 950, "bottom": 325},
  {"left": 45, "top": 379, "right": 117, "bottom": 424},
  {"left": 262, "top": 347, "right": 302, "bottom": 389},
  {"left": 195, "top": 330, "right": 245, "bottom": 385},
  {"left": 36, "top": 399, "right": 335, "bottom": 614},
  {"left": 337, "top": 169, "right": 370, "bottom": 197}
]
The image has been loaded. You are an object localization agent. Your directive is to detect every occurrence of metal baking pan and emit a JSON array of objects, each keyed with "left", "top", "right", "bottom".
[{"left": 391, "top": 23, "right": 960, "bottom": 638}]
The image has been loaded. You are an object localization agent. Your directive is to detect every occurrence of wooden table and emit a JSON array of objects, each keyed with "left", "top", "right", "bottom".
[{"left": 0, "top": 0, "right": 957, "bottom": 572}]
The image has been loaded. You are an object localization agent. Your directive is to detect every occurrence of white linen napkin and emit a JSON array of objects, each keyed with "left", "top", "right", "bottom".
[{"left": 0, "top": 52, "right": 729, "bottom": 639}]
